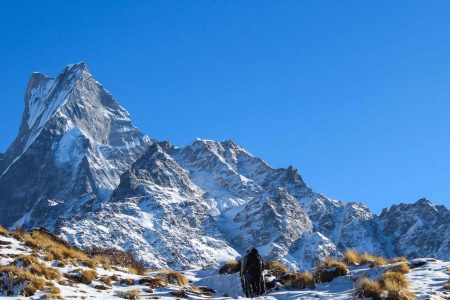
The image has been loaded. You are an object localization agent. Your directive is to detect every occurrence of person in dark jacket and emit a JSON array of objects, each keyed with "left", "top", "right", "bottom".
[{"left": 240, "top": 248, "right": 266, "bottom": 297}]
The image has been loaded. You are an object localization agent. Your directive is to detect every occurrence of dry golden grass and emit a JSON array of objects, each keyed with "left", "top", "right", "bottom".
[
  {"left": 0, "top": 225, "right": 9, "bottom": 236},
  {"left": 120, "top": 278, "right": 135, "bottom": 285},
  {"left": 66, "top": 269, "right": 98, "bottom": 285},
  {"left": 117, "top": 289, "right": 141, "bottom": 299},
  {"left": 50, "top": 286, "right": 61, "bottom": 294},
  {"left": 43, "top": 252, "right": 55, "bottom": 261},
  {"left": 379, "top": 271, "right": 408, "bottom": 289},
  {"left": 87, "top": 247, "right": 146, "bottom": 275},
  {"left": 315, "top": 258, "right": 349, "bottom": 283},
  {"left": 93, "top": 255, "right": 112, "bottom": 269},
  {"left": 447, "top": 267, "right": 450, "bottom": 272},
  {"left": 128, "top": 267, "right": 140, "bottom": 275},
  {"left": 30, "top": 262, "right": 62, "bottom": 281},
  {"left": 388, "top": 263, "right": 410, "bottom": 274},
  {"left": 58, "top": 279, "right": 69, "bottom": 286},
  {"left": 355, "top": 277, "right": 382, "bottom": 300},
  {"left": 100, "top": 276, "right": 112, "bottom": 286},
  {"left": 83, "top": 258, "right": 97, "bottom": 269},
  {"left": 139, "top": 276, "right": 165, "bottom": 288},
  {"left": 219, "top": 259, "right": 240, "bottom": 274},
  {"left": 0, "top": 265, "right": 47, "bottom": 296},
  {"left": 285, "top": 271, "right": 315, "bottom": 289},
  {"left": 15, "top": 230, "right": 91, "bottom": 268},
  {"left": 80, "top": 269, "right": 98, "bottom": 285},
  {"left": 372, "top": 256, "right": 388, "bottom": 266},
  {"left": 156, "top": 270, "right": 189, "bottom": 286},
  {"left": 14, "top": 254, "right": 38, "bottom": 267},
  {"left": 264, "top": 260, "right": 289, "bottom": 277},
  {"left": 444, "top": 284, "right": 450, "bottom": 291},
  {"left": 385, "top": 288, "right": 416, "bottom": 300},
  {"left": 94, "top": 284, "right": 110, "bottom": 290},
  {"left": 358, "top": 252, "right": 388, "bottom": 267},
  {"left": 110, "top": 274, "right": 120, "bottom": 281},
  {"left": 359, "top": 252, "right": 373, "bottom": 265},
  {"left": 343, "top": 249, "right": 361, "bottom": 265}
]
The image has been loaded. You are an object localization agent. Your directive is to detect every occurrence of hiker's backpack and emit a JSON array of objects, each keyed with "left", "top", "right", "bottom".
[{"left": 245, "top": 252, "right": 263, "bottom": 277}]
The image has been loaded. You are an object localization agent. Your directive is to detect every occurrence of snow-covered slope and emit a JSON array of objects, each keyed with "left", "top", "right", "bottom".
[{"left": 0, "top": 63, "right": 448, "bottom": 271}]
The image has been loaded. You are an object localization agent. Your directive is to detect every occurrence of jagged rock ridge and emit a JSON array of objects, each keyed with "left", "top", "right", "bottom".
[{"left": 0, "top": 63, "right": 448, "bottom": 269}]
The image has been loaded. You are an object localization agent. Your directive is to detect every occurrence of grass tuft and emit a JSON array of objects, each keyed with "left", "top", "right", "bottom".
[
  {"left": 156, "top": 270, "right": 189, "bottom": 286},
  {"left": 283, "top": 271, "right": 315, "bottom": 289},
  {"left": 379, "top": 271, "right": 408, "bottom": 289},
  {"left": 65, "top": 269, "right": 98, "bottom": 285},
  {"left": 315, "top": 258, "right": 348, "bottom": 283},
  {"left": 388, "top": 263, "right": 410, "bottom": 274},
  {"left": 120, "top": 278, "right": 135, "bottom": 285},
  {"left": 80, "top": 269, "right": 98, "bottom": 285},
  {"left": 0, "top": 225, "right": 9, "bottom": 236},
  {"left": 0, "top": 265, "right": 47, "bottom": 296},
  {"left": 354, "top": 277, "right": 382, "bottom": 300},
  {"left": 385, "top": 288, "right": 416, "bottom": 300},
  {"left": 14, "top": 254, "right": 38, "bottom": 267},
  {"left": 100, "top": 276, "right": 112, "bottom": 286},
  {"left": 110, "top": 274, "right": 120, "bottom": 281},
  {"left": 87, "top": 247, "right": 146, "bottom": 275},
  {"left": 139, "top": 276, "right": 165, "bottom": 288},
  {"left": 264, "top": 261, "right": 289, "bottom": 277},
  {"left": 30, "top": 262, "right": 62, "bottom": 280},
  {"left": 219, "top": 259, "right": 240, "bottom": 274},
  {"left": 117, "top": 289, "right": 141, "bottom": 299},
  {"left": 343, "top": 249, "right": 360, "bottom": 265}
]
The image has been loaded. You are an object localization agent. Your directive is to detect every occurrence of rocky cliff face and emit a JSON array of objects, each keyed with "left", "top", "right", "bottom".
[
  {"left": 0, "top": 63, "right": 448, "bottom": 269},
  {"left": 378, "top": 198, "right": 450, "bottom": 260},
  {"left": 0, "top": 63, "right": 151, "bottom": 228}
]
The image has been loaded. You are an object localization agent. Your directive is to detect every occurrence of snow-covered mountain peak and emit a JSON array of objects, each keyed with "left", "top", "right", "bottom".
[
  {"left": 0, "top": 63, "right": 151, "bottom": 227},
  {"left": 1, "top": 63, "right": 448, "bottom": 271}
]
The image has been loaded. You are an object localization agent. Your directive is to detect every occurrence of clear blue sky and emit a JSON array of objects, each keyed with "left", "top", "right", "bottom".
[{"left": 1, "top": 1, "right": 449, "bottom": 213}]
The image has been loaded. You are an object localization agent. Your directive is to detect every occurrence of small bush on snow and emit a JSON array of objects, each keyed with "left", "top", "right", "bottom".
[
  {"left": 385, "top": 288, "right": 416, "bottom": 300},
  {"left": 315, "top": 258, "right": 348, "bottom": 283},
  {"left": 117, "top": 289, "right": 141, "bottom": 299},
  {"left": 343, "top": 249, "right": 360, "bottom": 265},
  {"left": 281, "top": 271, "right": 315, "bottom": 289},
  {"left": 388, "top": 263, "right": 410, "bottom": 274},
  {"left": 354, "top": 277, "right": 382, "bottom": 300},
  {"left": 219, "top": 259, "right": 240, "bottom": 274},
  {"left": 120, "top": 278, "right": 135, "bottom": 285},
  {"left": 0, "top": 265, "right": 47, "bottom": 296},
  {"left": 264, "top": 261, "right": 289, "bottom": 277},
  {"left": 156, "top": 270, "right": 189, "bottom": 286},
  {"left": 379, "top": 271, "right": 408, "bottom": 289},
  {"left": 0, "top": 225, "right": 9, "bottom": 236}
]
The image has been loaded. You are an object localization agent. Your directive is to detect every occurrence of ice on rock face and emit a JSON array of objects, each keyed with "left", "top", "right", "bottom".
[{"left": 53, "top": 127, "right": 86, "bottom": 167}]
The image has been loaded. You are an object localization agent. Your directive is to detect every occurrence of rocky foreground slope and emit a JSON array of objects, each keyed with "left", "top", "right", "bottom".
[{"left": 0, "top": 63, "right": 448, "bottom": 270}]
